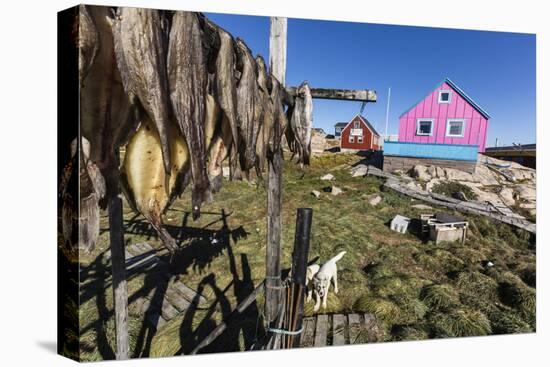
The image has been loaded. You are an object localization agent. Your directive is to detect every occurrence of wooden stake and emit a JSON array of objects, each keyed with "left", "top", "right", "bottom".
[
  {"left": 265, "top": 16, "right": 287, "bottom": 349},
  {"left": 108, "top": 168, "right": 129, "bottom": 359},
  {"left": 290, "top": 208, "right": 313, "bottom": 348},
  {"left": 190, "top": 281, "right": 265, "bottom": 354}
]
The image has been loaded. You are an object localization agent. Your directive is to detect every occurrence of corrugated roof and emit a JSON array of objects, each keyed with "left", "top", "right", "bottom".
[{"left": 399, "top": 77, "right": 491, "bottom": 119}]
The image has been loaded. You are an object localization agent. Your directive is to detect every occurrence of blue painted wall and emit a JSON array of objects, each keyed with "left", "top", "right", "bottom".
[{"left": 383, "top": 141, "right": 479, "bottom": 162}]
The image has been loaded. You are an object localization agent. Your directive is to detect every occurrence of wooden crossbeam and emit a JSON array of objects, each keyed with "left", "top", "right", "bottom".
[{"left": 287, "top": 87, "right": 377, "bottom": 102}]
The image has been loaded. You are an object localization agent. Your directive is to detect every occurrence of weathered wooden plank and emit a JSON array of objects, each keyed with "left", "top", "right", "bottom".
[
  {"left": 160, "top": 298, "right": 179, "bottom": 320},
  {"left": 172, "top": 281, "right": 207, "bottom": 305},
  {"left": 287, "top": 87, "right": 377, "bottom": 102},
  {"left": 126, "top": 252, "right": 159, "bottom": 272},
  {"left": 314, "top": 314, "right": 328, "bottom": 347},
  {"left": 137, "top": 242, "right": 154, "bottom": 252},
  {"left": 146, "top": 311, "right": 166, "bottom": 330},
  {"left": 363, "top": 313, "right": 380, "bottom": 343},
  {"left": 126, "top": 243, "right": 141, "bottom": 256},
  {"left": 164, "top": 286, "right": 191, "bottom": 312},
  {"left": 133, "top": 242, "right": 152, "bottom": 254},
  {"left": 332, "top": 314, "right": 346, "bottom": 346},
  {"left": 190, "top": 281, "right": 265, "bottom": 354},
  {"left": 300, "top": 317, "right": 316, "bottom": 347},
  {"left": 347, "top": 314, "right": 362, "bottom": 344}
]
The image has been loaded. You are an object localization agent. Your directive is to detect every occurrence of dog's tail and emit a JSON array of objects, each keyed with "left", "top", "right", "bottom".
[{"left": 333, "top": 251, "right": 346, "bottom": 262}]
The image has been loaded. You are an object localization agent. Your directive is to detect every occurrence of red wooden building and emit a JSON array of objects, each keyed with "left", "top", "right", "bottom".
[{"left": 340, "top": 114, "right": 381, "bottom": 151}]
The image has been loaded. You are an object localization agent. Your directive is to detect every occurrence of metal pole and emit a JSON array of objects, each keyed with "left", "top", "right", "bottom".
[
  {"left": 289, "top": 208, "right": 313, "bottom": 348},
  {"left": 385, "top": 87, "right": 391, "bottom": 141}
]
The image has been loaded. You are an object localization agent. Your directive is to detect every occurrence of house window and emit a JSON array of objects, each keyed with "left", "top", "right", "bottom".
[
  {"left": 358, "top": 136, "right": 363, "bottom": 143},
  {"left": 446, "top": 119, "right": 465, "bottom": 137},
  {"left": 354, "top": 121, "right": 360, "bottom": 129},
  {"left": 349, "top": 136, "right": 354, "bottom": 143},
  {"left": 438, "top": 90, "right": 452, "bottom": 104},
  {"left": 416, "top": 119, "right": 434, "bottom": 136}
]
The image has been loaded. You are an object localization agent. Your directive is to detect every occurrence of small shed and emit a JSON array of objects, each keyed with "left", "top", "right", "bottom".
[{"left": 421, "top": 213, "right": 468, "bottom": 244}]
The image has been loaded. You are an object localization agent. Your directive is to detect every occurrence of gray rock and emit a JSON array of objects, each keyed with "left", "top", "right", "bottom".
[
  {"left": 331, "top": 186, "right": 343, "bottom": 196},
  {"left": 445, "top": 168, "right": 474, "bottom": 182},
  {"left": 412, "top": 204, "right": 433, "bottom": 210},
  {"left": 311, "top": 190, "right": 321, "bottom": 198},
  {"left": 435, "top": 166, "right": 446, "bottom": 178},
  {"left": 519, "top": 202, "right": 536, "bottom": 209},
  {"left": 368, "top": 195, "right": 382, "bottom": 206},
  {"left": 321, "top": 173, "right": 335, "bottom": 181},
  {"left": 412, "top": 165, "right": 432, "bottom": 181},
  {"left": 499, "top": 187, "right": 516, "bottom": 206},
  {"left": 516, "top": 186, "right": 536, "bottom": 201},
  {"left": 351, "top": 164, "right": 368, "bottom": 177}
]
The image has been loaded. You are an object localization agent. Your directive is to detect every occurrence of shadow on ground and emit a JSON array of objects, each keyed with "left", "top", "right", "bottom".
[{"left": 79, "top": 209, "right": 263, "bottom": 359}]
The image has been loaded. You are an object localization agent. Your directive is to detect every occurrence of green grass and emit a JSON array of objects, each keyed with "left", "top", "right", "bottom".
[
  {"left": 73, "top": 152, "right": 535, "bottom": 359},
  {"left": 431, "top": 181, "right": 478, "bottom": 200},
  {"left": 429, "top": 308, "right": 492, "bottom": 337},
  {"left": 421, "top": 284, "right": 460, "bottom": 311}
]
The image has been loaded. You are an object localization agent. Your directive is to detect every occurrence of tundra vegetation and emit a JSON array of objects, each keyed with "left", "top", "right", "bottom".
[{"left": 73, "top": 153, "right": 535, "bottom": 360}]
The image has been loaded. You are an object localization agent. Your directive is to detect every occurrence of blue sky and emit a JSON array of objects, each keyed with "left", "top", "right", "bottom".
[{"left": 206, "top": 13, "right": 536, "bottom": 146}]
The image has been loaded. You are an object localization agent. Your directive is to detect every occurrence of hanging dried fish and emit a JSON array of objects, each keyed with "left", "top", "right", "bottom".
[
  {"left": 121, "top": 114, "right": 189, "bottom": 253},
  {"left": 235, "top": 38, "right": 261, "bottom": 174},
  {"left": 255, "top": 55, "right": 273, "bottom": 174},
  {"left": 60, "top": 137, "right": 106, "bottom": 253},
  {"left": 289, "top": 81, "right": 313, "bottom": 165},
  {"left": 77, "top": 4, "right": 99, "bottom": 83},
  {"left": 80, "top": 6, "right": 133, "bottom": 184},
  {"left": 112, "top": 7, "right": 173, "bottom": 176},
  {"left": 207, "top": 114, "right": 233, "bottom": 192},
  {"left": 269, "top": 75, "right": 289, "bottom": 154},
  {"left": 208, "top": 21, "right": 241, "bottom": 180},
  {"left": 168, "top": 11, "right": 212, "bottom": 220}
]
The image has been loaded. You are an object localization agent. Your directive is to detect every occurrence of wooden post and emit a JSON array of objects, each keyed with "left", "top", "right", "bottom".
[
  {"left": 289, "top": 208, "right": 312, "bottom": 348},
  {"left": 108, "top": 162, "right": 129, "bottom": 359},
  {"left": 269, "top": 17, "right": 287, "bottom": 86},
  {"left": 265, "top": 16, "right": 287, "bottom": 349}
]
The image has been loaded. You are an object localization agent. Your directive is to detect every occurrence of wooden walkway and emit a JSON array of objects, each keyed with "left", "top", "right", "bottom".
[
  {"left": 364, "top": 166, "right": 535, "bottom": 233},
  {"left": 300, "top": 313, "right": 380, "bottom": 347},
  {"left": 105, "top": 242, "right": 207, "bottom": 330}
]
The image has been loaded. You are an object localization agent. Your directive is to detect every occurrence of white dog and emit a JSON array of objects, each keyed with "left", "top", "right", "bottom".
[
  {"left": 312, "top": 251, "right": 346, "bottom": 311},
  {"left": 305, "top": 264, "right": 320, "bottom": 303}
]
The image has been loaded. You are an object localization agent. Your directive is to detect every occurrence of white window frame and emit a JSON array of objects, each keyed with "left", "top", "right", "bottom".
[
  {"left": 416, "top": 118, "right": 434, "bottom": 136},
  {"left": 349, "top": 135, "right": 354, "bottom": 143},
  {"left": 354, "top": 121, "right": 360, "bottom": 129},
  {"left": 438, "top": 90, "right": 452, "bottom": 104},
  {"left": 358, "top": 136, "right": 363, "bottom": 143},
  {"left": 446, "top": 118, "right": 466, "bottom": 138}
]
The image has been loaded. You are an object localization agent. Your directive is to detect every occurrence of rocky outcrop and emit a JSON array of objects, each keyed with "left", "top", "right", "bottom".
[{"left": 311, "top": 129, "right": 328, "bottom": 154}]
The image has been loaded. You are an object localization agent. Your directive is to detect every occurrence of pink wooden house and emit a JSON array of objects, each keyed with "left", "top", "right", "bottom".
[{"left": 398, "top": 78, "right": 490, "bottom": 152}]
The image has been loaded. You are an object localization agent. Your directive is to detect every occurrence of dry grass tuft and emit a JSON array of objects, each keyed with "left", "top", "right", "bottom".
[
  {"left": 421, "top": 284, "right": 460, "bottom": 310},
  {"left": 430, "top": 308, "right": 491, "bottom": 337},
  {"left": 354, "top": 294, "right": 401, "bottom": 322}
]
